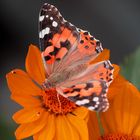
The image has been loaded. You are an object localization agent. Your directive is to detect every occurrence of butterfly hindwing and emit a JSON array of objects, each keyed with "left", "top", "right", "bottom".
[
  {"left": 56, "top": 60, "right": 113, "bottom": 112},
  {"left": 57, "top": 80, "right": 109, "bottom": 112},
  {"left": 57, "top": 60, "right": 114, "bottom": 87}
]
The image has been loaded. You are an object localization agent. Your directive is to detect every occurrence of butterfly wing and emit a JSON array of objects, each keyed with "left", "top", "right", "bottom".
[
  {"left": 39, "top": 3, "right": 103, "bottom": 76},
  {"left": 39, "top": 3, "right": 80, "bottom": 75},
  {"left": 58, "top": 60, "right": 114, "bottom": 87},
  {"left": 56, "top": 60, "right": 114, "bottom": 112},
  {"left": 58, "top": 80, "right": 108, "bottom": 112}
]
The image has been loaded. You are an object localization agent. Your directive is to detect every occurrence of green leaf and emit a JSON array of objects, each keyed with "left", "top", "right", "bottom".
[{"left": 120, "top": 47, "right": 140, "bottom": 90}]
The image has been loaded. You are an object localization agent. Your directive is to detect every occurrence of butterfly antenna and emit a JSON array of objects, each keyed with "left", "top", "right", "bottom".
[{"left": 57, "top": 93, "right": 62, "bottom": 114}]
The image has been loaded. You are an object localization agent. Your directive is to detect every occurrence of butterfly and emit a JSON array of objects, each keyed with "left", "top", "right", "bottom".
[{"left": 39, "top": 3, "right": 114, "bottom": 112}]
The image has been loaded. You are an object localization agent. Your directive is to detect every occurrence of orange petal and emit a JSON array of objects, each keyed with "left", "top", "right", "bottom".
[
  {"left": 73, "top": 107, "right": 89, "bottom": 120},
  {"left": 87, "top": 111, "right": 101, "bottom": 140},
  {"left": 55, "top": 115, "right": 79, "bottom": 140},
  {"left": 90, "top": 49, "right": 110, "bottom": 64},
  {"left": 33, "top": 135, "right": 38, "bottom": 140},
  {"left": 107, "top": 75, "right": 126, "bottom": 100},
  {"left": 15, "top": 112, "right": 49, "bottom": 139},
  {"left": 33, "top": 114, "right": 55, "bottom": 140},
  {"left": 6, "top": 69, "right": 41, "bottom": 96},
  {"left": 13, "top": 107, "right": 44, "bottom": 124},
  {"left": 67, "top": 113, "right": 89, "bottom": 140},
  {"left": 25, "top": 44, "right": 46, "bottom": 85},
  {"left": 11, "top": 94, "right": 42, "bottom": 107},
  {"left": 112, "top": 64, "right": 120, "bottom": 79},
  {"left": 100, "top": 76, "right": 140, "bottom": 136}
]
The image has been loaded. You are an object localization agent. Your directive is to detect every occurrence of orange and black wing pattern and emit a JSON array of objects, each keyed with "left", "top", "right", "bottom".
[
  {"left": 58, "top": 60, "right": 113, "bottom": 112},
  {"left": 39, "top": 3, "right": 80, "bottom": 66},
  {"left": 62, "top": 80, "right": 108, "bottom": 112}
]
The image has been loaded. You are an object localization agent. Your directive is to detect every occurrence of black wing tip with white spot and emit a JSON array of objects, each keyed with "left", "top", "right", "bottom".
[
  {"left": 39, "top": 3, "right": 80, "bottom": 51},
  {"left": 40, "top": 3, "right": 56, "bottom": 12},
  {"left": 39, "top": 3, "right": 79, "bottom": 32}
]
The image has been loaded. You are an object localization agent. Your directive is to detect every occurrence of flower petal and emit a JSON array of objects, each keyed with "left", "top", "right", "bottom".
[
  {"left": 11, "top": 94, "right": 42, "bottom": 108},
  {"left": 55, "top": 115, "right": 79, "bottom": 140},
  {"left": 90, "top": 49, "right": 110, "bottom": 64},
  {"left": 6, "top": 69, "right": 41, "bottom": 96},
  {"left": 87, "top": 111, "right": 101, "bottom": 140},
  {"left": 15, "top": 112, "right": 49, "bottom": 139},
  {"left": 100, "top": 76, "right": 140, "bottom": 136},
  {"left": 112, "top": 64, "right": 120, "bottom": 79},
  {"left": 73, "top": 107, "right": 89, "bottom": 120},
  {"left": 13, "top": 107, "right": 44, "bottom": 124},
  {"left": 107, "top": 75, "right": 126, "bottom": 100},
  {"left": 33, "top": 114, "right": 55, "bottom": 140},
  {"left": 25, "top": 44, "right": 46, "bottom": 85},
  {"left": 67, "top": 113, "right": 89, "bottom": 140}
]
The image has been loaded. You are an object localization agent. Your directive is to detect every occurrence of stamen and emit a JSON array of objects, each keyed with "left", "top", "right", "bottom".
[
  {"left": 57, "top": 93, "right": 62, "bottom": 113},
  {"left": 41, "top": 88, "right": 77, "bottom": 114}
]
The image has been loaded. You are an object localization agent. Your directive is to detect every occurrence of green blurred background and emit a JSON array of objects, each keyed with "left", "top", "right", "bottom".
[{"left": 0, "top": 0, "right": 140, "bottom": 139}]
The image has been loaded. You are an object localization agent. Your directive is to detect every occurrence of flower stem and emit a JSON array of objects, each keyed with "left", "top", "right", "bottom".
[{"left": 96, "top": 112, "right": 104, "bottom": 136}]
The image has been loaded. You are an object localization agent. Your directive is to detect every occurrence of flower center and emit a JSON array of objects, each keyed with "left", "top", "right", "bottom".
[
  {"left": 41, "top": 88, "right": 77, "bottom": 115},
  {"left": 99, "top": 133, "right": 139, "bottom": 140}
]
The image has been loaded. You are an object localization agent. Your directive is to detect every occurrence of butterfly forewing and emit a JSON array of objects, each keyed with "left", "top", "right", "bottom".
[{"left": 39, "top": 3, "right": 80, "bottom": 74}]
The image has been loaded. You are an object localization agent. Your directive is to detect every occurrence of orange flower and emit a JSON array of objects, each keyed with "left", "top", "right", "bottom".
[
  {"left": 6, "top": 44, "right": 89, "bottom": 140},
  {"left": 88, "top": 74, "right": 140, "bottom": 139}
]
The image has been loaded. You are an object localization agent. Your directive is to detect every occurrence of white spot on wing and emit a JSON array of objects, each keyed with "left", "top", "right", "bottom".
[
  {"left": 95, "top": 104, "right": 98, "bottom": 108},
  {"left": 93, "top": 97, "right": 99, "bottom": 102},
  {"left": 39, "top": 27, "right": 50, "bottom": 39},
  {"left": 52, "top": 21, "right": 58, "bottom": 27},
  {"left": 50, "top": 17, "right": 53, "bottom": 20},
  {"left": 39, "top": 32, "right": 42, "bottom": 38},
  {"left": 39, "top": 16, "right": 45, "bottom": 22},
  {"left": 88, "top": 106, "right": 95, "bottom": 111},
  {"left": 96, "top": 101, "right": 100, "bottom": 105},
  {"left": 76, "top": 99, "right": 89, "bottom": 105}
]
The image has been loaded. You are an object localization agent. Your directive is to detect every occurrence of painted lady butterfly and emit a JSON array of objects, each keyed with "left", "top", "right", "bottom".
[{"left": 39, "top": 3, "right": 114, "bottom": 112}]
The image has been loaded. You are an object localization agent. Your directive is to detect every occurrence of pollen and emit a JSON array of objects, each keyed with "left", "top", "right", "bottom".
[
  {"left": 99, "top": 133, "right": 139, "bottom": 140},
  {"left": 41, "top": 88, "right": 77, "bottom": 115}
]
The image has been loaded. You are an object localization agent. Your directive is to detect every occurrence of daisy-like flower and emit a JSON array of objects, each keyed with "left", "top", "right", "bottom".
[
  {"left": 88, "top": 74, "right": 140, "bottom": 140},
  {"left": 6, "top": 45, "right": 89, "bottom": 140}
]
